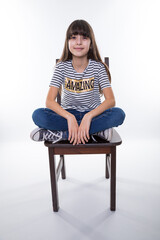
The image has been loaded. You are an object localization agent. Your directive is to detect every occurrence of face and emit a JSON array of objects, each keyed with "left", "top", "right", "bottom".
[{"left": 68, "top": 34, "right": 91, "bottom": 59}]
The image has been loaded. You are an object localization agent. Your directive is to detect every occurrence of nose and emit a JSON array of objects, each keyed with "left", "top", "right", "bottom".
[{"left": 76, "top": 35, "right": 82, "bottom": 45}]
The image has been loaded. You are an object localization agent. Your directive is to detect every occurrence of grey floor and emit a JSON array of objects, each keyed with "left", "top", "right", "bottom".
[{"left": 0, "top": 138, "right": 160, "bottom": 240}]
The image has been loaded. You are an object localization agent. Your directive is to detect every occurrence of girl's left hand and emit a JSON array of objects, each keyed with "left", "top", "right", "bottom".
[{"left": 77, "top": 113, "right": 92, "bottom": 144}]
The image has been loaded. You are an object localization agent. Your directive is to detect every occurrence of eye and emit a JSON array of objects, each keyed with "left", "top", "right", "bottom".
[
  {"left": 83, "top": 36, "right": 88, "bottom": 40},
  {"left": 70, "top": 35, "right": 76, "bottom": 39}
]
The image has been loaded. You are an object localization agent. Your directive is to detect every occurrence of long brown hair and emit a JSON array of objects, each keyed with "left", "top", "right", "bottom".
[{"left": 58, "top": 19, "right": 111, "bottom": 95}]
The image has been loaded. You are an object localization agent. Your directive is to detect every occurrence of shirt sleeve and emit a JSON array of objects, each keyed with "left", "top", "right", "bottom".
[
  {"left": 98, "top": 63, "right": 111, "bottom": 89},
  {"left": 49, "top": 62, "right": 64, "bottom": 88}
]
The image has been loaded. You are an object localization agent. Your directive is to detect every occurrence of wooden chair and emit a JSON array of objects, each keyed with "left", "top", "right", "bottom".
[{"left": 44, "top": 57, "right": 122, "bottom": 212}]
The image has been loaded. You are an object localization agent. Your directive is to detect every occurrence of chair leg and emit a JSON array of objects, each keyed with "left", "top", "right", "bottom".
[
  {"left": 60, "top": 155, "right": 66, "bottom": 179},
  {"left": 48, "top": 147, "right": 59, "bottom": 212},
  {"left": 110, "top": 147, "right": 116, "bottom": 211},
  {"left": 105, "top": 154, "right": 110, "bottom": 179}
]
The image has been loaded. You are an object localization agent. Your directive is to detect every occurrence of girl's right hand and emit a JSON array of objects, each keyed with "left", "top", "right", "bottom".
[{"left": 67, "top": 114, "right": 79, "bottom": 145}]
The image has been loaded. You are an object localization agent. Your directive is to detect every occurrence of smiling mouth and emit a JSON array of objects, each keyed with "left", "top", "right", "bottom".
[{"left": 74, "top": 48, "right": 84, "bottom": 50}]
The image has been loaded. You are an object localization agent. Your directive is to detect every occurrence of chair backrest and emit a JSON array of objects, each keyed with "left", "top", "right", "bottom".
[{"left": 56, "top": 57, "right": 109, "bottom": 104}]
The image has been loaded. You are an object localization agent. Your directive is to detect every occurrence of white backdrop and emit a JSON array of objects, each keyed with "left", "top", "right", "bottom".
[
  {"left": 0, "top": 2, "right": 160, "bottom": 239},
  {"left": 0, "top": 0, "right": 160, "bottom": 142}
]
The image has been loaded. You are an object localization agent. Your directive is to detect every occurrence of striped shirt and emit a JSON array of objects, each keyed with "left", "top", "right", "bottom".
[{"left": 50, "top": 59, "right": 111, "bottom": 112}]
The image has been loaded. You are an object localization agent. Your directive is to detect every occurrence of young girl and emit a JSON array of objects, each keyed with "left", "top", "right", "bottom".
[{"left": 30, "top": 19, "right": 125, "bottom": 145}]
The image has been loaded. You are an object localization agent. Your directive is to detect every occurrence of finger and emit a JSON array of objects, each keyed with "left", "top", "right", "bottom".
[
  {"left": 78, "top": 136, "right": 82, "bottom": 144},
  {"left": 68, "top": 131, "right": 71, "bottom": 141},
  {"left": 70, "top": 132, "right": 75, "bottom": 143},
  {"left": 72, "top": 135, "right": 76, "bottom": 145},
  {"left": 77, "top": 131, "right": 81, "bottom": 144},
  {"left": 80, "top": 131, "right": 86, "bottom": 144},
  {"left": 71, "top": 129, "right": 78, "bottom": 144},
  {"left": 83, "top": 132, "right": 88, "bottom": 142},
  {"left": 82, "top": 129, "right": 88, "bottom": 142},
  {"left": 73, "top": 133, "right": 78, "bottom": 145},
  {"left": 79, "top": 131, "right": 83, "bottom": 144},
  {"left": 86, "top": 131, "right": 90, "bottom": 140}
]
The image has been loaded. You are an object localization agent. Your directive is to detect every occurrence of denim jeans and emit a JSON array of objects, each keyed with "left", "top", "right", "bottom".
[{"left": 32, "top": 107, "right": 125, "bottom": 138}]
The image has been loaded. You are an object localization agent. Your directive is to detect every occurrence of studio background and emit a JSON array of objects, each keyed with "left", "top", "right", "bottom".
[
  {"left": 0, "top": 0, "right": 160, "bottom": 240},
  {"left": 1, "top": 0, "right": 160, "bottom": 142}
]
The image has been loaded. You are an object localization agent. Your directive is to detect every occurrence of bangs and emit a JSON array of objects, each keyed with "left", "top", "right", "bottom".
[{"left": 67, "top": 20, "right": 91, "bottom": 39}]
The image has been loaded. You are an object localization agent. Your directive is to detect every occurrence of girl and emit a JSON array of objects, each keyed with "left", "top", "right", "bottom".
[{"left": 30, "top": 19, "right": 125, "bottom": 145}]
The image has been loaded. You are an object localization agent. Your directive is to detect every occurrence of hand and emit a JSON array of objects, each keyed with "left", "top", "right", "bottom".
[
  {"left": 67, "top": 114, "right": 79, "bottom": 145},
  {"left": 77, "top": 113, "right": 92, "bottom": 144}
]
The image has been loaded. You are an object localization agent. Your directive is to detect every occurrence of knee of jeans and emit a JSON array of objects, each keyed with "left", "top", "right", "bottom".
[
  {"left": 113, "top": 107, "right": 126, "bottom": 125},
  {"left": 118, "top": 108, "right": 126, "bottom": 124},
  {"left": 32, "top": 108, "right": 45, "bottom": 125}
]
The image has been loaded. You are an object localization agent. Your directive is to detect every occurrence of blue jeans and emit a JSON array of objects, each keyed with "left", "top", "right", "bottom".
[{"left": 32, "top": 107, "right": 125, "bottom": 138}]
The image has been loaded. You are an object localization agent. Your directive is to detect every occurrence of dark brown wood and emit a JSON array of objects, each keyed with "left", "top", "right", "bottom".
[
  {"left": 108, "top": 154, "right": 111, "bottom": 173},
  {"left": 47, "top": 146, "right": 111, "bottom": 155},
  {"left": 104, "top": 57, "right": 109, "bottom": 67},
  {"left": 60, "top": 155, "right": 66, "bottom": 179},
  {"left": 48, "top": 148, "right": 59, "bottom": 212},
  {"left": 110, "top": 147, "right": 116, "bottom": 211},
  {"left": 105, "top": 154, "right": 110, "bottom": 179}
]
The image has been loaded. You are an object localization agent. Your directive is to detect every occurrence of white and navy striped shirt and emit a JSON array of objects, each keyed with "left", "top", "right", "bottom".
[{"left": 50, "top": 59, "right": 111, "bottom": 112}]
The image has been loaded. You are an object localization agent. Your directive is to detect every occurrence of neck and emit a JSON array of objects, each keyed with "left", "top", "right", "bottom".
[{"left": 72, "top": 56, "right": 89, "bottom": 73}]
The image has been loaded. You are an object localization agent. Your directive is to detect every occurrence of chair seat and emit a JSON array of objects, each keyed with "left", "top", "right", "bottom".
[
  {"left": 44, "top": 129, "right": 122, "bottom": 155},
  {"left": 44, "top": 129, "right": 122, "bottom": 148}
]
